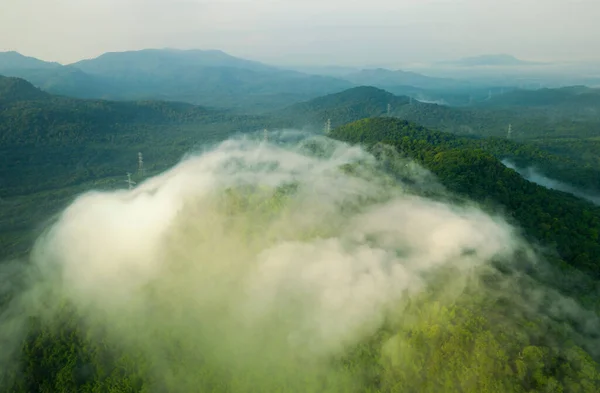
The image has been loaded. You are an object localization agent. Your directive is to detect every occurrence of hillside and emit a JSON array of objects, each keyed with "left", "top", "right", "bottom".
[
  {"left": 0, "top": 77, "right": 293, "bottom": 259},
  {"left": 280, "top": 85, "right": 600, "bottom": 138},
  {"left": 276, "top": 86, "right": 600, "bottom": 184},
  {"left": 4, "top": 78, "right": 600, "bottom": 262},
  {"left": 275, "top": 86, "right": 408, "bottom": 128},
  {"left": 0, "top": 75, "right": 50, "bottom": 102},
  {"left": 0, "top": 77, "right": 288, "bottom": 198},
  {"left": 330, "top": 117, "right": 600, "bottom": 278},
  {"left": 3, "top": 117, "right": 600, "bottom": 392}
]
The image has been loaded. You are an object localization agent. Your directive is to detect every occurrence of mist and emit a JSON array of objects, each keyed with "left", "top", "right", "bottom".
[
  {"left": 1, "top": 132, "right": 599, "bottom": 391},
  {"left": 502, "top": 159, "right": 600, "bottom": 206}
]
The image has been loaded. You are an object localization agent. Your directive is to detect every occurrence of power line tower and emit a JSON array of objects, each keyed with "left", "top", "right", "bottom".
[
  {"left": 507, "top": 124, "right": 513, "bottom": 139},
  {"left": 325, "top": 118, "right": 331, "bottom": 134},
  {"left": 125, "top": 173, "right": 136, "bottom": 190},
  {"left": 387, "top": 103, "right": 391, "bottom": 116},
  {"left": 263, "top": 128, "right": 268, "bottom": 142},
  {"left": 137, "top": 152, "right": 144, "bottom": 176}
]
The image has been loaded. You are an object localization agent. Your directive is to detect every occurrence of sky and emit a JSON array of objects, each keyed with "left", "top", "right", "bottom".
[{"left": 1, "top": 0, "right": 599, "bottom": 67}]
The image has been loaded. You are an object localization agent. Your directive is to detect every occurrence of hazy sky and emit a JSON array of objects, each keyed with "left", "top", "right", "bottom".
[{"left": 1, "top": 0, "right": 598, "bottom": 66}]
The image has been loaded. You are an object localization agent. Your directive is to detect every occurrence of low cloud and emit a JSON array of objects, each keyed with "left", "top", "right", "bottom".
[{"left": 0, "top": 132, "right": 598, "bottom": 391}]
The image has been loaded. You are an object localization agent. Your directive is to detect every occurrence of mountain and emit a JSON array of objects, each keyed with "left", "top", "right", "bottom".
[
  {"left": 276, "top": 86, "right": 600, "bottom": 193},
  {"left": 331, "top": 117, "right": 600, "bottom": 278},
  {"left": 68, "top": 49, "right": 354, "bottom": 110},
  {"left": 275, "top": 86, "right": 408, "bottom": 128},
  {"left": 71, "top": 48, "right": 274, "bottom": 75},
  {"left": 0, "top": 75, "right": 50, "bottom": 102},
  {"left": 1, "top": 66, "right": 121, "bottom": 99},
  {"left": 0, "top": 52, "right": 119, "bottom": 100},
  {"left": 0, "top": 49, "right": 355, "bottom": 112},
  {"left": 0, "top": 76, "right": 295, "bottom": 260},
  {"left": 334, "top": 68, "right": 509, "bottom": 106},
  {"left": 0, "top": 51, "right": 61, "bottom": 70},
  {"left": 0, "top": 76, "right": 287, "bottom": 199},
  {"left": 443, "top": 54, "right": 543, "bottom": 67},
  {"left": 342, "top": 67, "right": 462, "bottom": 89},
  {"left": 4, "top": 115, "right": 600, "bottom": 392},
  {"left": 277, "top": 85, "right": 600, "bottom": 139}
]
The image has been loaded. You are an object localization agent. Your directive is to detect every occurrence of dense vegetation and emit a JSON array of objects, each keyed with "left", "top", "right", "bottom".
[
  {"left": 0, "top": 75, "right": 293, "bottom": 195},
  {"left": 2, "top": 76, "right": 600, "bottom": 258},
  {"left": 274, "top": 86, "right": 600, "bottom": 192},
  {"left": 8, "top": 279, "right": 600, "bottom": 393},
  {"left": 2, "top": 74, "right": 600, "bottom": 392},
  {"left": 0, "top": 75, "right": 291, "bottom": 258},
  {"left": 331, "top": 118, "right": 600, "bottom": 278},
  {"left": 274, "top": 85, "right": 408, "bottom": 128},
  {"left": 4, "top": 120, "right": 600, "bottom": 392}
]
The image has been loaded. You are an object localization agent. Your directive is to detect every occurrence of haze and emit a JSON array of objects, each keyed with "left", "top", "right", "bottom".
[{"left": 1, "top": 0, "right": 599, "bottom": 67}]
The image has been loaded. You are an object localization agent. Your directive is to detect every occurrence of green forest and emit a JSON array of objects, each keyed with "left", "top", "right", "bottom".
[{"left": 2, "top": 75, "right": 600, "bottom": 392}]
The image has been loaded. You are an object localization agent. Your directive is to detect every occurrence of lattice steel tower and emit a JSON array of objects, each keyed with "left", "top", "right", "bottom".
[{"left": 138, "top": 152, "right": 144, "bottom": 176}]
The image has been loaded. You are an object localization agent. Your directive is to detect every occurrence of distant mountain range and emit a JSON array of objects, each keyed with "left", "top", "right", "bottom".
[
  {"left": 439, "top": 54, "right": 545, "bottom": 67},
  {"left": 0, "top": 49, "right": 473, "bottom": 111},
  {"left": 476, "top": 85, "right": 600, "bottom": 108},
  {"left": 0, "top": 49, "right": 357, "bottom": 111},
  {"left": 0, "top": 51, "right": 62, "bottom": 70},
  {"left": 2, "top": 49, "right": 599, "bottom": 114},
  {"left": 341, "top": 68, "right": 463, "bottom": 89}
]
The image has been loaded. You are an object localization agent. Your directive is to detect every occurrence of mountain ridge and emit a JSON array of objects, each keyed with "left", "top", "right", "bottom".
[
  {"left": 0, "top": 49, "right": 355, "bottom": 111},
  {"left": 0, "top": 75, "right": 51, "bottom": 101},
  {"left": 440, "top": 54, "right": 545, "bottom": 67}
]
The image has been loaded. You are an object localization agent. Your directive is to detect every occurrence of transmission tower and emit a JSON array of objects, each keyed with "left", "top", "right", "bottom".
[
  {"left": 137, "top": 152, "right": 144, "bottom": 176},
  {"left": 387, "top": 103, "right": 391, "bottom": 116},
  {"left": 507, "top": 124, "right": 513, "bottom": 139},
  {"left": 264, "top": 128, "right": 268, "bottom": 142},
  {"left": 325, "top": 118, "right": 331, "bottom": 134},
  {"left": 125, "top": 173, "right": 136, "bottom": 190}
]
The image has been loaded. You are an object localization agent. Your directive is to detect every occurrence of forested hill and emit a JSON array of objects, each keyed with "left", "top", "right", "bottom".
[
  {"left": 0, "top": 80, "right": 213, "bottom": 146},
  {"left": 275, "top": 85, "right": 409, "bottom": 128},
  {"left": 4, "top": 118, "right": 600, "bottom": 393},
  {"left": 0, "top": 76, "right": 285, "bottom": 197},
  {"left": 277, "top": 85, "right": 600, "bottom": 191},
  {"left": 330, "top": 117, "right": 600, "bottom": 279},
  {"left": 276, "top": 84, "right": 600, "bottom": 144},
  {"left": 0, "top": 75, "right": 50, "bottom": 102}
]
